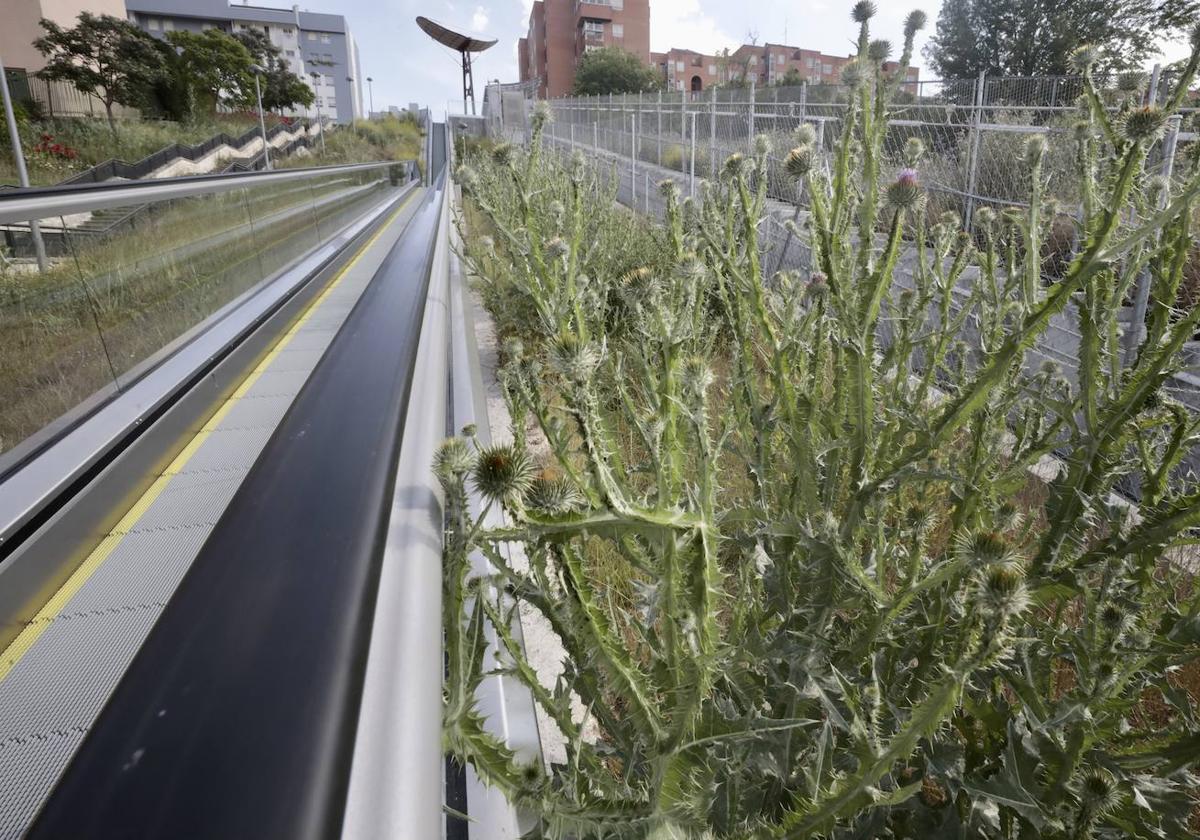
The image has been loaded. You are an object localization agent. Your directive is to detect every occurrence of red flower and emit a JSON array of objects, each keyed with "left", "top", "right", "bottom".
[{"left": 41, "top": 133, "right": 52, "bottom": 141}]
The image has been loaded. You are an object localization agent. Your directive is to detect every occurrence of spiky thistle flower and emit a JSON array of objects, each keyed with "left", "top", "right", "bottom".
[
  {"left": 754, "top": 134, "right": 773, "bottom": 156},
  {"left": 841, "top": 59, "right": 863, "bottom": 86},
  {"left": 886, "top": 167, "right": 922, "bottom": 209},
  {"left": 903, "top": 136, "right": 925, "bottom": 165},
  {"left": 531, "top": 100, "right": 553, "bottom": 130},
  {"left": 795, "top": 123, "right": 817, "bottom": 147},
  {"left": 620, "top": 266, "right": 653, "bottom": 286},
  {"left": 545, "top": 236, "right": 569, "bottom": 261},
  {"left": 1146, "top": 174, "right": 1169, "bottom": 206},
  {"left": 851, "top": 0, "right": 876, "bottom": 23},
  {"left": 722, "top": 152, "right": 745, "bottom": 178},
  {"left": 955, "top": 529, "right": 1017, "bottom": 568},
  {"left": 994, "top": 501, "right": 1024, "bottom": 532},
  {"left": 905, "top": 503, "right": 936, "bottom": 535},
  {"left": 525, "top": 475, "right": 585, "bottom": 514},
  {"left": 903, "top": 10, "right": 927, "bottom": 38},
  {"left": 1024, "top": 134, "right": 1047, "bottom": 169},
  {"left": 456, "top": 164, "right": 480, "bottom": 192},
  {"left": 549, "top": 332, "right": 602, "bottom": 384},
  {"left": 659, "top": 178, "right": 681, "bottom": 199},
  {"left": 784, "top": 145, "right": 816, "bottom": 180},
  {"left": 570, "top": 149, "right": 586, "bottom": 182},
  {"left": 978, "top": 566, "right": 1030, "bottom": 621},
  {"left": 1070, "top": 44, "right": 1101, "bottom": 73},
  {"left": 868, "top": 39, "right": 892, "bottom": 64},
  {"left": 1120, "top": 105, "right": 1167, "bottom": 143},
  {"left": 974, "top": 205, "right": 996, "bottom": 228},
  {"left": 472, "top": 444, "right": 535, "bottom": 504},
  {"left": 492, "top": 142, "right": 515, "bottom": 167},
  {"left": 1077, "top": 770, "right": 1122, "bottom": 815},
  {"left": 433, "top": 437, "right": 474, "bottom": 487},
  {"left": 1117, "top": 71, "right": 1146, "bottom": 95}
]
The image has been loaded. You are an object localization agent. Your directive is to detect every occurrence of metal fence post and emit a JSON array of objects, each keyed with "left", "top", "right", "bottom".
[
  {"left": 655, "top": 90, "right": 662, "bottom": 166},
  {"left": 690, "top": 111, "right": 698, "bottom": 198},
  {"left": 594, "top": 120, "right": 598, "bottom": 151},
  {"left": 631, "top": 111, "right": 637, "bottom": 206},
  {"left": 799, "top": 80, "right": 807, "bottom": 123},
  {"left": 570, "top": 122, "right": 575, "bottom": 151},
  {"left": 749, "top": 77, "right": 757, "bottom": 144},
  {"left": 710, "top": 85, "right": 717, "bottom": 179},
  {"left": 963, "top": 70, "right": 986, "bottom": 230},
  {"left": 1123, "top": 113, "right": 1181, "bottom": 366},
  {"left": 1147, "top": 63, "right": 1162, "bottom": 107}
]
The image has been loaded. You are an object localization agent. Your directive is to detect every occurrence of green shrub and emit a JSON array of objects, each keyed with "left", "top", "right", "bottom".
[{"left": 442, "top": 6, "right": 1200, "bottom": 838}]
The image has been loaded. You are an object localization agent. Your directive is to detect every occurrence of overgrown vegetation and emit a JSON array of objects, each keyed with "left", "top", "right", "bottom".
[
  {"left": 441, "top": 2, "right": 1200, "bottom": 837},
  {"left": 277, "top": 114, "right": 423, "bottom": 168}
]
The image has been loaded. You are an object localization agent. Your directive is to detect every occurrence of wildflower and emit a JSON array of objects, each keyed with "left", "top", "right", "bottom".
[
  {"left": 456, "top": 164, "right": 479, "bottom": 192},
  {"left": 974, "top": 206, "right": 996, "bottom": 228},
  {"left": 1077, "top": 770, "right": 1122, "bottom": 815},
  {"left": 903, "top": 136, "right": 924, "bottom": 165},
  {"left": 1120, "top": 105, "right": 1167, "bottom": 143},
  {"left": 549, "top": 200, "right": 566, "bottom": 226},
  {"left": 545, "top": 236, "right": 569, "bottom": 260},
  {"left": 491, "top": 142, "right": 514, "bottom": 166},
  {"left": 841, "top": 59, "right": 863, "bottom": 87},
  {"left": 525, "top": 475, "right": 584, "bottom": 514},
  {"left": 1146, "top": 174, "right": 1169, "bottom": 206},
  {"left": 905, "top": 503, "right": 936, "bottom": 535},
  {"left": 994, "top": 502, "right": 1023, "bottom": 532},
  {"left": 472, "top": 443, "right": 535, "bottom": 504},
  {"left": 784, "top": 145, "right": 816, "bottom": 180},
  {"left": 682, "top": 356, "right": 714, "bottom": 400},
  {"left": 805, "top": 271, "right": 829, "bottom": 300},
  {"left": 620, "top": 266, "right": 653, "bottom": 286},
  {"left": 1024, "top": 134, "right": 1047, "bottom": 169},
  {"left": 531, "top": 100, "right": 553, "bottom": 130},
  {"left": 955, "top": 529, "right": 1016, "bottom": 568},
  {"left": 1070, "top": 44, "right": 1100, "bottom": 73},
  {"left": 549, "top": 333, "right": 602, "bottom": 384},
  {"left": 433, "top": 437, "right": 474, "bottom": 487},
  {"left": 794, "top": 123, "right": 817, "bottom": 147},
  {"left": 722, "top": 153, "right": 745, "bottom": 178},
  {"left": 1117, "top": 71, "right": 1146, "bottom": 95},
  {"left": 851, "top": 0, "right": 876, "bottom": 23},
  {"left": 753, "top": 134, "right": 772, "bottom": 156},
  {"left": 903, "top": 10, "right": 927, "bottom": 37},
  {"left": 868, "top": 39, "right": 892, "bottom": 64},
  {"left": 885, "top": 167, "right": 922, "bottom": 209},
  {"left": 570, "top": 150, "right": 586, "bottom": 181},
  {"left": 978, "top": 566, "right": 1030, "bottom": 620}
]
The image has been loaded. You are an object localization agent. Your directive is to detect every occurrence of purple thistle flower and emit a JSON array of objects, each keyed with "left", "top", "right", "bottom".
[{"left": 897, "top": 167, "right": 919, "bottom": 187}]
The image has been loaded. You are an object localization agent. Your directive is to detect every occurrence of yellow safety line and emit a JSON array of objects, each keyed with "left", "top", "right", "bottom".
[{"left": 0, "top": 190, "right": 419, "bottom": 682}]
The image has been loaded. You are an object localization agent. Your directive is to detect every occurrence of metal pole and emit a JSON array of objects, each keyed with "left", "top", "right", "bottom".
[
  {"left": 799, "top": 79, "right": 807, "bottom": 122},
  {"left": 630, "top": 112, "right": 637, "bottom": 206},
  {"left": 251, "top": 68, "right": 271, "bottom": 171},
  {"left": 1147, "top": 63, "right": 1162, "bottom": 106},
  {"left": 1123, "top": 113, "right": 1181, "bottom": 366},
  {"left": 964, "top": 70, "right": 985, "bottom": 230},
  {"left": 367, "top": 77, "right": 374, "bottom": 116},
  {"left": 690, "top": 111, "right": 698, "bottom": 198},
  {"left": 710, "top": 85, "right": 717, "bottom": 179},
  {"left": 749, "top": 77, "right": 756, "bottom": 145},
  {"left": 594, "top": 120, "right": 598, "bottom": 151},
  {"left": 657, "top": 90, "right": 663, "bottom": 166},
  {"left": 570, "top": 122, "right": 575, "bottom": 151},
  {"left": 0, "top": 52, "right": 47, "bottom": 272}
]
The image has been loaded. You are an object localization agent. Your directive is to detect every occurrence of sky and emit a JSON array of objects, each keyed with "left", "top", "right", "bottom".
[{"left": 325, "top": 0, "right": 1196, "bottom": 117}]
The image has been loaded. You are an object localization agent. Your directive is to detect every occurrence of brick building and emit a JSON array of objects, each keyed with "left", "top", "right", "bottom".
[
  {"left": 519, "top": 0, "right": 651, "bottom": 99},
  {"left": 653, "top": 42, "right": 919, "bottom": 93}
]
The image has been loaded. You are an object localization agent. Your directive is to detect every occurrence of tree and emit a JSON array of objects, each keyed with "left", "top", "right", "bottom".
[
  {"left": 925, "top": 0, "right": 1200, "bottom": 77},
  {"left": 166, "top": 29, "right": 254, "bottom": 112},
  {"left": 775, "top": 67, "right": 806, "bottom": 87},
  {"left": 33, "top": 13, "right": 165, "bottom": 130},
  {"left": 234, "top": 29, "right": 314, "bottom": 113},
  {"left": 571, "top": 47, "right": 661, "bottom": 96}
]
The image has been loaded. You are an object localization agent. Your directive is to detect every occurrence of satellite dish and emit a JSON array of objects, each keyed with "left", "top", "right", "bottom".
[{"left": 415, "top": 16, "right": 496, "bottom": 115}]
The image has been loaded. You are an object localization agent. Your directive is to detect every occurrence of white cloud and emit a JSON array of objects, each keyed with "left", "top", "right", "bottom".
[
  {"left": 650, "top": 0, "right": 738, "bottom": 54},
  {"left": 472, "top": 4, "right": 489, "bottom": 32}
]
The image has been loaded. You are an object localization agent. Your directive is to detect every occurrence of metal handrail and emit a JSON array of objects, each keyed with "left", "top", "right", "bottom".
[{"left": 0, "top": 159, "right": 415, "bottom": 225}]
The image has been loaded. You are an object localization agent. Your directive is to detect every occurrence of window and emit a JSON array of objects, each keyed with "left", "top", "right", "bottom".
[
  {"left": 147, "top": 16, "right": 160, "bottom": 30},
  {"left": 748, "top": 55, "right": 757, "bottom": 66},
  {"left": 320, "top": 33, "right": 331, "bottom": 43},
  {"left": 806, "top": 57, "right": 815, "bottom": 68},
  {"left": 708, "top": 64, "right": 717, "bottom": 75},
  {"left": 676, "top": 61, "right": 685, "bottom": 71},
  {"left": 162, "top": 19, "right": 174, "bottom": 31},
  {"left": 285, "top": 49, "right": 296, "bottom": 57},
  {"left": 823, "top": 63, "right": 832, "bottom": 74},
  {"left": 583, "top": 20, "right": 603, "bottom": 37},
  {"left": 307, "top": 31, "right": 317, "bottom": 41},
  {"left": 284, "top": 27, "right": 293, "bottom": 35},
  {"left": 612, "top": 23, "right": 623, "bottom": 38}
]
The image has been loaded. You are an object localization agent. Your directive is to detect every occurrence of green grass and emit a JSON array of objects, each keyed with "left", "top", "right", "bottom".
[{"left": 278, "top": 114, "right": 423, "bottom": 169}]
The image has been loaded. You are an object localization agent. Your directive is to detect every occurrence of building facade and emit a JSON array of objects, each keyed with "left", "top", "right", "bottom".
[
  {"left": 125, "top": 0, "right": 363, "bottom": 123},
  {"left": 519, "top": 0, "right": 651, "bottom": 99},
  {"left": 654, "top": 42, "right": 919, "bottom": 93}
]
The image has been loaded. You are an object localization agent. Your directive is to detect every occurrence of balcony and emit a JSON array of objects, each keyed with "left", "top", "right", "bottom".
[{"left": 575, "top": 2, "right": 615, "bottom": 21}]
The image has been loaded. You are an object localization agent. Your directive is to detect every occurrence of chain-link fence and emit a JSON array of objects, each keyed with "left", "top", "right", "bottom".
[{"left": 537, "top": 70, "right": 1190, "bottom": 232}]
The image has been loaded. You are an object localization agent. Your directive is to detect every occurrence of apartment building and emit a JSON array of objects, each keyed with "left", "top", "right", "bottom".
[
  {"left": 656, "top": 42, "right": 919, "bottom": 93},
  {"left": 519, "top": 0, "right": 651, "bottom": 99},
  {"left": 125, "top": 0, "right": 363, "bottom": 122}
]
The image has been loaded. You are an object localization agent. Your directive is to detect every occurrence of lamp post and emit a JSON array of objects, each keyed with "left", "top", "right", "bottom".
[
  {"left": 249, "top": 63, "right": 271, "bottom": 171},
  {"left": 0, "top": 52, "right": 47, "bottom": 272},
  {"left": 366, "top": 76, "right": 374, "bottom": 117},
  {"left": 310, "top": 71, "right": 327, "bottom": 155}
]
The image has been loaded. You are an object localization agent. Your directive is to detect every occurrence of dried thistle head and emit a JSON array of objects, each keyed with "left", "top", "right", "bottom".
[
  {"left": 753, "top": 134, "right": 773, "bottom": 157},
  {"left": 903, "top": 9, "right": 927, "bottom": 38},
  {"left": 722, "top": 152, "right": 745, "bottom": 179},
  {"left": 545, "top": 236, "right": 569, "bottom": 260},
  {"left": 978, "top": 565, "right": 1030, "bottom": 620},
  {"left": 472, "top": 443, "right": 535, "bottom": 504},
  {"left": 491, "top": 142, "right": 515, "bottom": 167},
  {"left": 433, "top": 437, "right": 474, "bottom": 487},
  {"left": 851, "top": 0, "right": 876, "bottom": 23},
  {"left": 784, "top": 145, "right": 816, "bottom": 181},
  {"left": 659, "top": 178, "right": 681, "bottom": 199},
  {"left": 794, "top": 123, "right": 817, "bottom": 147},
  {"left": 525, "top": 475, "right": 585, "bottom": 514},
  {"left": 1120, "top": 105, "right": 1167, "bottom": 143},
  {"left": 1070, "top": 44, "right": 1100, "bottom": 73},
  {"left": 868, "top": 39, "right": 892, "bottom": 64},
  {"left": 531, "top": 100, "right": 553, "bottom": 130}
]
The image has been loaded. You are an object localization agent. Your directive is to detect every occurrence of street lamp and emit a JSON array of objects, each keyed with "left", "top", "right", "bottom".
[
  {"left": 309, "top": 71, "right": 327, "bottom": 155},
  {"left": 249, "top": 63, "right": 271, "bottom": 171},
  {"left": 0, "top": 51, "right": 47, "bottom": 272},
  {"left": 366, "top": 76, "right": 374, "bottom": 117}
]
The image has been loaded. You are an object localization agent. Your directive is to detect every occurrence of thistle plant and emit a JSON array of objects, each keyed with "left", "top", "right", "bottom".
[{"left": 442, "top": 6, "right": 1200, "bottom": 838}]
